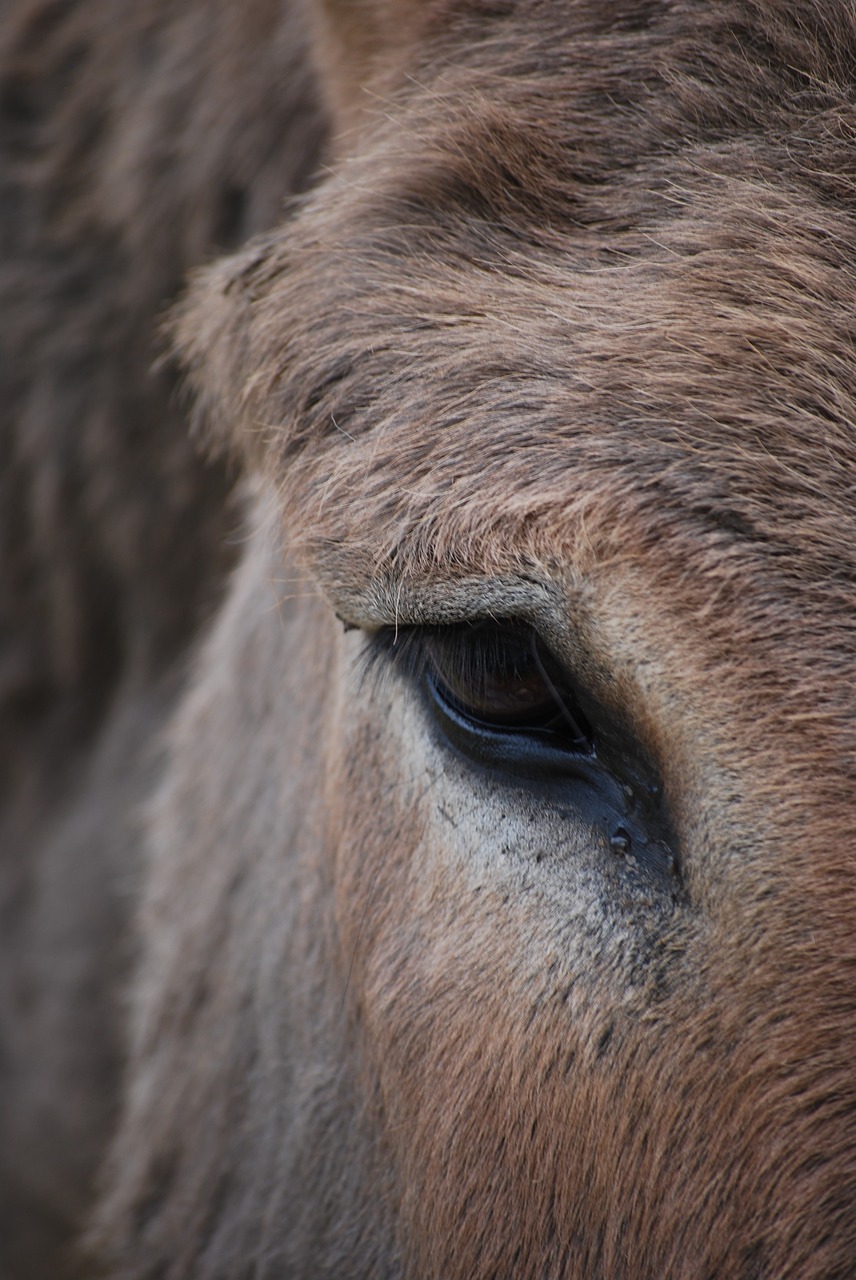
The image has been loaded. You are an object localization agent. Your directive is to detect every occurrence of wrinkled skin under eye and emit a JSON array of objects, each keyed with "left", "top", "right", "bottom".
[{"left": 369, "top": 620, "right": 681, "bottom": 895}]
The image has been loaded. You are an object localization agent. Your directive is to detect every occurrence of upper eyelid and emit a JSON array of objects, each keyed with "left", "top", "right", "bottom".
[{"left": 326, "top": 573, "right": 560, "bottom": 634}]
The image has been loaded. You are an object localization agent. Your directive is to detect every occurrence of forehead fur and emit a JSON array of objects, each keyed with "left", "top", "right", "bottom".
[{"left": 174, "top": 0, "right": 856, "bottom": 648}]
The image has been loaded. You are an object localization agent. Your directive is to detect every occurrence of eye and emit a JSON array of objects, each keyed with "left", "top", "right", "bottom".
[
  {"left": 367, "top": 617, "right": 681, "bottom": 893},
  {"left": 368, "top": 620, "right": 596, "bottom": 761},
  {"left": 423, "top": 623, "right": 594, "bottom": 754}
]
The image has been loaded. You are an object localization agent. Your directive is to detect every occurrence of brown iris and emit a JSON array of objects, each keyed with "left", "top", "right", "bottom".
[{"left": 424, "top": 624, "right": 594, "bottom": 753}]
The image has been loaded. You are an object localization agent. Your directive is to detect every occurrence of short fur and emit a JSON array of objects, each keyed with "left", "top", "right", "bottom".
[{"left": 3, "top": 1, "right": 856, "bottom": 1277}]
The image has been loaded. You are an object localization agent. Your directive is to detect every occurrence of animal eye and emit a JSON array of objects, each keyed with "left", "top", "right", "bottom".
[
  {"left": 369, "top": 619, "right": 680, "bottom": 892},
  {"left": 383, "top": 622, "right": 594, "bottom": 755}
]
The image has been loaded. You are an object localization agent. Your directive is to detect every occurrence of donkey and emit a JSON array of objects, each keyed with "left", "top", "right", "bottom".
[{"left": 3, "top": 0, "right": 856, "bottom": 1276}]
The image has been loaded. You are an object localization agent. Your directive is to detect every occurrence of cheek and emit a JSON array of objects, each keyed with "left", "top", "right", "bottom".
[
  {"left": 325, "top": 678, "right": 695, "bottom": 1265},
  {"left": 330, "top": 684, "right": 593, "bottom": 1020},
  {"left": 329, "top": 671, "right": 684, "bottom": 1013}
]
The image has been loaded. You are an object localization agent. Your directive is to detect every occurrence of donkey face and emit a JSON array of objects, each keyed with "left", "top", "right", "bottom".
[{"left": 93, "top": 2, "right": 856, "bottom": 1276}]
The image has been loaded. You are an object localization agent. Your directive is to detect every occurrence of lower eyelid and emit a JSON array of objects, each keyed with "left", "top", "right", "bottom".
[
  {"left": 426, "top": 667, "right": 595, "bottom": 756},
  {"left": 423, "top": 669, "right": 602, "bottom": 780}
]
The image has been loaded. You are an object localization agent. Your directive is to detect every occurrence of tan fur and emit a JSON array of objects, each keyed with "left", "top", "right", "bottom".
[{"left": 4, "top": 1, "right": 856, "bottom": 1276}]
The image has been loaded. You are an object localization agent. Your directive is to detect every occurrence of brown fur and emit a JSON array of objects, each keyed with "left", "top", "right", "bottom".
[{"left": 4, "top": 0, "right": 856, "bottom": 1276}]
